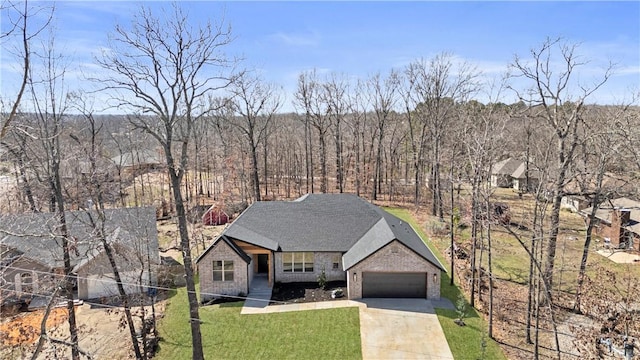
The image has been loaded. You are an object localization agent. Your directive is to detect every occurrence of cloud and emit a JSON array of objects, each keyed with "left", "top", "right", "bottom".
[
  {"left": 268, "top": 31, "right": 320, "bottom": 47},
  {"left": 616, "top": 65, "right": 640, "bottom": 76}
]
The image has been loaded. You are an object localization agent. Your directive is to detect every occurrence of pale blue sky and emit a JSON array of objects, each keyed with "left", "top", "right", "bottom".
[{"left": 2, "top": 1, "right": 639, "bottom": 112}]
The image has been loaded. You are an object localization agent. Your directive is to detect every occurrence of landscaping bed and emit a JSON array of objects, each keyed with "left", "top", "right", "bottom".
[{"left": 270, "top": 281, "right": 347, "bottom": 304}]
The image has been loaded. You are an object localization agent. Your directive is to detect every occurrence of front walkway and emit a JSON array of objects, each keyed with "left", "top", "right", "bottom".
[{"left": 240, "top": 275, "right": 273, "bottom": 315}]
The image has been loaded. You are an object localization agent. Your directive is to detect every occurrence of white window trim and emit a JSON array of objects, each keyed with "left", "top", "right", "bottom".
[
  {"left": 283, "top": 252, "right": 314, "bottom": 273},
  {"left": 213, "top": 260, "right": 234, "bottom": 282}
]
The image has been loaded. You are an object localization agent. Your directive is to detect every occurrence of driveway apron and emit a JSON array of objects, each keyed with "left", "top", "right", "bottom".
[{"left": 357, "top": 298, "right": 454, "bottom": 360}]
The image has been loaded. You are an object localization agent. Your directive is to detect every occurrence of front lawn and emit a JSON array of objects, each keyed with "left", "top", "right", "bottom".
[{"left": 156, "top": 287, "right": 361, "bottom": 360}]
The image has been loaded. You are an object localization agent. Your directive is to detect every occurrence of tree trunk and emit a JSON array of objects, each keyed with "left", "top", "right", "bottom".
[
  {"left": 53, "top": 165, "right": 80, "bottom": 360},
  {"left": 318, "top": 129, "right": 327, "bottom": 193},
  {"left": 169, "top": 168, "right": 204, "bottom": 360},
  {"left": 487, "top": 198, "right": 494, "bottom": 339},
  {"left": 250, "top": 141, "right": 261, "bottom": 201}
]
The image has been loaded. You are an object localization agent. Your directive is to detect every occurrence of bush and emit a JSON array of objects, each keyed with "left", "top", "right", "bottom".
[
  {"left": 317, "top": 267, "right": 327, "bottom": 290},
  {"left": 455, "top": 294, "right": 468, "bottom": 326}
]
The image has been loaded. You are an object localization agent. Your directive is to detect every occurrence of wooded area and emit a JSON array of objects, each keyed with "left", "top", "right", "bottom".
[{"left": 1, "top": 2, "right": 639, "bottom": 359}]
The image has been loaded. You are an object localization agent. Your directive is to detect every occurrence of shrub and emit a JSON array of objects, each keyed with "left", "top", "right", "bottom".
[
  {"left": 317, "top": 267, "right": 327, "bottom": 290},
  {"left": 454, "top": 293, "right": 468, "bottom": 326}
]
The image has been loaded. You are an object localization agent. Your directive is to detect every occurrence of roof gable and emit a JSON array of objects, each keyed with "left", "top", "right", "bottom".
[
  {"left": 196, "top": 235, "right": 251, "bottom": 264},
  {"left": 343, "top": 209, "right": 446, "bottom": 271}
]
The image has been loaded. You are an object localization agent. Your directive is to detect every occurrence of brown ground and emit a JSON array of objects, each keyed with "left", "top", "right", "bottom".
[
  {"left": 270, "top": 281, "right": 347, "bottom": 304},
  {"left": 0, "top": 308, "right": 68, "bottom": 346}
]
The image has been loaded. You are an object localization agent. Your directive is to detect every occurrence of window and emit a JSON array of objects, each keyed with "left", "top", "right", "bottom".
[
  {"left": 21, "top": 272, "right": 33, "bottom": 293},
  {"left": 332, "top": 255, "right": 341, "bottom": 270},
  {"left": 282, "top": 252, "right": 314, "bottom": 273},
  {"left": 213, "top": 261, "right": 234, "bottom": 281}
]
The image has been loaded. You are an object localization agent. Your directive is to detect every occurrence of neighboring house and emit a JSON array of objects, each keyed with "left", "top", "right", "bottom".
[
  {"left": 196, "top": 194, "right": 446, "bottom": 302},
  {"left": 0, "top": 207, "right": 160, "bottom": 305},
  {"left": 511, "top": 163, "right": 540, "bottom": 192},
  {"left": 491, "top": 158, "right": 539, "bottom": 192},
  {"left": 580, "top": 197, "right": 640, "bottom": 251},
  {"left": 111, "top": 149, "right": 163, "bottom": 176},
  {"left": 561, "top": 173, "right": 631, "bottom": 213}
]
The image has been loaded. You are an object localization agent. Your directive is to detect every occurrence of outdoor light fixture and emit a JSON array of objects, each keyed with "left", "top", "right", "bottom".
[
  {"left": 433, "top": 273, "right": 437, "bottom": 283},
  {"left": 353, "top": 272, "right": 357, "bottom": 282}
]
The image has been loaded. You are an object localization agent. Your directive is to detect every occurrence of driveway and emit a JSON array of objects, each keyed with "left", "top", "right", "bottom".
[{"left": 357, "top": 298, "right": 454, "bottom": 360}]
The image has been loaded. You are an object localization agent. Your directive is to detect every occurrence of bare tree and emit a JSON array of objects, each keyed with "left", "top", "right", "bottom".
[
  {"left": 510, "top": 37, "right": 613, "bottom": 290},
  {"left": 68, "top": 98, "right": 146, "bottom": 359},
  {"left": 323, "top": 73, "right": 349, "bottom": 193},
  {"left": 368, "top": 71, "right": 400, "bottom": 201},
  {"left": 295, "top": 70, "right": 330, "bottom": 193},
  {"left": 405, "top": 54, "right": 479, "bottom": 218},
  {"left": 225, "top": 71, "right": 281, "bottom": 201},
  {"left": 0, "top": 0, "right": 52, "bottom": 139},
  {"left": 25, "top": 32, "right": 82, "bottom": 359},
  {"left": 96, "top": 4, "right": 236, "bottom": 358}
]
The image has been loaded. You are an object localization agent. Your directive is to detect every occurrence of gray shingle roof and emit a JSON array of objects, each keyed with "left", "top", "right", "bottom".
[
  {"left": 492, "top": 158, "right": 523, "bottom": 176},
  {"left": 216, "top": 194, "right": 445, "bottom": 271},
  {"left": 510, "top": 162, "right": 541, "bottom": 180},
  {"left": 0, "top": 207, "right": 159, "bottom": 269}
]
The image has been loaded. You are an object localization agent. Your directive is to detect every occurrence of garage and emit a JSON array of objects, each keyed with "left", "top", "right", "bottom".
[
  {"left": 83, "top": 271, "right": 146, "bottom": 299},
  {"left": 362, "top": 272, "right": 427, "bottom": 298}
]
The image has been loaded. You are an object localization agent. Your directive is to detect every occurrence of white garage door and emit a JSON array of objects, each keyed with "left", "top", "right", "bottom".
[
  {"left": 362, "top": 272, "right": 427, "bottom": 298},
  {"left": 86, "top": 271, "right": 146, "bottom": 299}
]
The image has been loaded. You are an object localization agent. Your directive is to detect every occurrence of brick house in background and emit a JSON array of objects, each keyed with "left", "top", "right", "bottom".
[
  {"left": 580, "top": 197, "right": 640, "bottom": 251},
  {"left": 196, "top": 194, "right": 446, "bottom": 302}
]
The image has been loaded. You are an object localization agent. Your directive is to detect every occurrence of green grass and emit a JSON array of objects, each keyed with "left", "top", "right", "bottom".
[
  {"left": 436, "top": 308, "right": 507, "bottom": 360},
  {"left": 385, "top": 207, "right": 507, "bottom": 360},
  {"left": 156, "top": 287, "right": 362, "bottom": 360}
]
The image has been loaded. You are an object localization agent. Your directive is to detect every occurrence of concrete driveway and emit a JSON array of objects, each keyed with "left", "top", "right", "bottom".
[{"left": 357, "top": 298, "right": 454, "bottom": 360}]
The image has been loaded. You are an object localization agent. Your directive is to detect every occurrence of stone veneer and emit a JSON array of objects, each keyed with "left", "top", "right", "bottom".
[
  {"left": 198, "top": 240, "right": 249, "bottom": 302},
  {"left": 347, "top": 240, "right": 441, "bottom": 300},
  {"left": 274, "top": 252, "right": 346, "bottom": 283}
]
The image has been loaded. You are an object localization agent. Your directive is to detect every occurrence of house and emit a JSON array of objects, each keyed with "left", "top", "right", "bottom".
[
  {"left": 110, "top": 149, "right": 163, "bottom": 177},
  {"left": 491, "top": 158, "right": 539, "bottom": 192},
  {"left": 510, "top": 162, "right": 540, "bottom": 192},
  {"left": 196, "top": 194, "right": 446, "bottom": 302},
  {"left": 491, "top": 158, "right": 522, "bottom": 188},
  {"left": 580, "top": 198, "right": 640, "bottom": 251},
  {"left": 0, "top": 207, "right": 160, "bottom": 305},
  {"left": 561, "top": 173, "right": 632, "bottom": 213}
]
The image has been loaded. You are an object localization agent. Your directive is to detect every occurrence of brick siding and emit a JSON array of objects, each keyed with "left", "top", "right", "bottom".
[
  {"left": 347, "top": 240, "right": 441, "bottom": 300},
  {"left": 274, "top": 252, "right": 346, "bottom": 283},
  {"left": 198, "top": 240, "right": 249, "bottom": 302}
]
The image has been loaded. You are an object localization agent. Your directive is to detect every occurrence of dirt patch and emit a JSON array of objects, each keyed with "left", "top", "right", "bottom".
[
  {"left": 270, "top": 281, "right": 347, "bottom": 304},
  {"left": 0, "top": 307, "right": 68, "bottom": 346}
]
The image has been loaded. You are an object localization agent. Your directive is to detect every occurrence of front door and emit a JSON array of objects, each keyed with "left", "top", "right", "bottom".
[{"left": 257, "top": 254, "right": 269, "bottom": 274}]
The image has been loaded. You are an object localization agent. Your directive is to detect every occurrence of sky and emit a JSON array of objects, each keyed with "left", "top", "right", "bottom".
[{"left": 1, "top": 1, "right": 639, "bottom": 113}]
